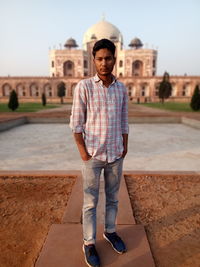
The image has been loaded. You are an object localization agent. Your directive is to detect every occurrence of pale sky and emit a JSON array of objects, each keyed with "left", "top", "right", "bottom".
[{"left": 0, "top": 0, "right": 200, "bottom": 77}]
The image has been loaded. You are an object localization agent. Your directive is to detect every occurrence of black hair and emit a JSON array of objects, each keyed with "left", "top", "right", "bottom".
[{"left": 92, "top": 38, "right": 116, "bottom": 58}]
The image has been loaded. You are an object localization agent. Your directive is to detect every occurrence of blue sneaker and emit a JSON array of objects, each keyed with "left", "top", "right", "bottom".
[
  {"left": 83, "top": 244, "right": 100, "bottom": 267},
  {"left": 103, "top": 232, "right": 126, "bottom": 254}
]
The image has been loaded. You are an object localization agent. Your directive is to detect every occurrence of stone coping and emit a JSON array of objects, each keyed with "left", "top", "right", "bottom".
[
  {"left": 0, "top": 170, "right": 199, "bottom": 177},
  {"left": 0, "top": 115, "right": 200, "bottom": 132}
]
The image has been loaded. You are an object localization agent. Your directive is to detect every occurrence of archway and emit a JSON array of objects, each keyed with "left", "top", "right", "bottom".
[
  {"left": 44, "top": 83, "right": 52, "bottom": 97},
  {"left": 2, "top": 83, "right": 12, "bottom": 96},
  {"left": 132, "top": 60, "right": 143, "bottom": 76},
  {"left": 30, "top": 83, "right": 39, "bottom": 97},
  {"left": 63, "top": 61, "right": 74, "bottom": 77}
]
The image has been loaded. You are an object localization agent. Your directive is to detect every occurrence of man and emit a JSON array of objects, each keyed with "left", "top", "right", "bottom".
[{"left": 70, "top": 38, "right": 129, "bottom": 267}]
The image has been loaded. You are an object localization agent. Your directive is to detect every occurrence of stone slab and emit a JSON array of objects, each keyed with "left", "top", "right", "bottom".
[
  {"left": 35, "top": 224, "right": 155, "bottom": 267},
  {"left": 117, "top": 176, "right": 136, "bottom": 224},
  {"left": 62, "top": 173, "right": 83, "bottom": 224},
  {"left": 62, "top": 174, "right": 135, "bottom": 225}
]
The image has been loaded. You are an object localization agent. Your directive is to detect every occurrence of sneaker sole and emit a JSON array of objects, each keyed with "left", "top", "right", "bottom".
[
  {"left": 82, "top": 245, "right": 100, "bottom": 267},
  {"left": 103, "top": 234, "right": 126, "bottom": 254}
]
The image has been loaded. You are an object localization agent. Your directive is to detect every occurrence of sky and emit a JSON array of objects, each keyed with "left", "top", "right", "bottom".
[{"left": 0, "top": 0, "right": 200, "bottom": 77}]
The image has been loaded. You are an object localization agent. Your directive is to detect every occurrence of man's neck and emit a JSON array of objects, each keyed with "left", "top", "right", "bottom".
[{"left": 98, "top": 74, "right": 113, "bottom": 88}]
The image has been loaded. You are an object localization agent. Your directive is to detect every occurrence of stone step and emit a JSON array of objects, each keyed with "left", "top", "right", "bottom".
[{"left": 35, "top": 224, "right": 155, "bottom": 267}]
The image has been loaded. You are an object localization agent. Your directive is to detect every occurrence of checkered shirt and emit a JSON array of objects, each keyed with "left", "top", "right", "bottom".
[{"left": 69, "top": 74, "right": 129, "bottom": 163}]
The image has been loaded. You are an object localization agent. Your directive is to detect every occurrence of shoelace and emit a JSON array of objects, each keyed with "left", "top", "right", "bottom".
[
  {"left": 87, "top": 245, "right": 98, "bottom": 257},
  {"left": 107, "top": 233, "right": 122, "bottom": 244}
]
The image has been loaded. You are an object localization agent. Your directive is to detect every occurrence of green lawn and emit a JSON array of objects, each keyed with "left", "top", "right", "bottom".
[
  {"left": 140, "top": 102, "right": 199, "bottom": 112},
  {"left": 0, "top": 103, "right": 62, "bottom": 112}
]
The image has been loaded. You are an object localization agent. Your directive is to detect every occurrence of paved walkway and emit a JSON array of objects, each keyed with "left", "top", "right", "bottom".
[{"left": 35, "top": 172, "right": 155, "bottom": 267}]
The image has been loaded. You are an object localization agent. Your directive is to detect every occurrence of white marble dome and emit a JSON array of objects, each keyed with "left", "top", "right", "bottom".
[{"left": 83, "top": 19, "right": 123, "bottom": 49}]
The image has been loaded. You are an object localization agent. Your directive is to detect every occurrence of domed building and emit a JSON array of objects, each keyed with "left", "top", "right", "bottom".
[
  {"left": 49, "top": 18, "right": 157, "bottom": 79},
  {"left": 1, "top": 19, "right": 199, "bottom": 103}
]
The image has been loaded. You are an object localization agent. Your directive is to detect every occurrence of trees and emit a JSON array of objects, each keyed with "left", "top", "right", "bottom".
[
  {"left": 159, "top": 72, "right": 172, "bottom": 104},
  {"left": 8, "top": 90, "right": 19, "bottom": 111},
  {"left": 42, "top": 92, "right": 46, "bottom": 106},
  {"left": 57, "top": 82, "right": 66, "bottom": 104},
  {"left": 190, "top": 85, "right": 200, "bottom": 111}
]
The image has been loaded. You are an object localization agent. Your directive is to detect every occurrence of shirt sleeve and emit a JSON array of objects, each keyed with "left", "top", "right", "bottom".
[
  {"left": 121, "top": 86, "right": 129, "bottom": 134},
  {"left": 69, "top": 81, "right": 87, "bottom": 133}
]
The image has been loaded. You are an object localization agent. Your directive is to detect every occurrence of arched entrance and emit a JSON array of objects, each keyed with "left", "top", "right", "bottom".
[
  {"left": 63, "top": 61, "right": 74, "bottom": 77},
  {"left": 132, "top": 60, "right": 143, "bottom": 76}
]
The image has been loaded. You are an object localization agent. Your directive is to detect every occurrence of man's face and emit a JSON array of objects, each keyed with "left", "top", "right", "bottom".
[{"left": 93, "top": 48, "right": 116, "bottom": 76}]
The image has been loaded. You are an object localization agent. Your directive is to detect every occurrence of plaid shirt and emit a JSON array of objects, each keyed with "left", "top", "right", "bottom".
[{"left": 69, "top": 74, "right": 129, "bottom": 163}]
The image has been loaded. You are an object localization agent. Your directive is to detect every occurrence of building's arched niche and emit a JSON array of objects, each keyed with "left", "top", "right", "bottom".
[
  {"left": 63, "top": 60, "right": 74, "bottom": 77},
  {"left": 44, "top": 83, "right": 52, "bottom": 97},
  {"left": 119, "top": 60, "right": 123, "bottom": 67},
  {"left": 16, "top": 83, "right": 25, "bottom": 96},
  {"left": 182, "top": 83, "right": 190, "bottom": 96},
  {"left": 2, "top": 83, "right": 12, "bottom": 96},
  {"left": 140, "top": 83, "right": 149, "bottom": 97},
  {"left": 84, "top": 59, "right": 88, "bottom": 68},
  {"left": 132, "top": 60, "right": 143, "bottom": 76},
  {"left": 30, "top": 83, "right": 39, "bottom": 97},
  {"left": 127, "top": 83, "right": 135, "bottom": 99}
]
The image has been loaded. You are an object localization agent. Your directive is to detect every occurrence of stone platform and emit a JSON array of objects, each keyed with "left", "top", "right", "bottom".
[{"left": 35, "top": 173, "right": 155, "bottom": 267}]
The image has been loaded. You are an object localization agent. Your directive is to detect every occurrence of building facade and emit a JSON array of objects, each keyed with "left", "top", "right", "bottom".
[{"left": 0, "top": 19, "right": 199, "bottom": 103}]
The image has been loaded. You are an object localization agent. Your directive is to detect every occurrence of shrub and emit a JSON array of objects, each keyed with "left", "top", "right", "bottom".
[
  {"left": 190, "top": 85, "right": 200, "bottom": 111},
  {"left": 42, "top": 92, "right": 46, "bottom": 106},
  {"left": 8, "top": 90, "right": 19, "bottom": 111}
]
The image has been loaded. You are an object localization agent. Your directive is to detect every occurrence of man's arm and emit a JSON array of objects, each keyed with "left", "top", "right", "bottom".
[
  {"left": 121, "top": 86, "right": 129, "bottom": 158},
  {"left": 74, "top": 133, "right": 91, "bottom": 161},
  {"left": 70, "top": 81, "right": 91, "bottom": 161}
]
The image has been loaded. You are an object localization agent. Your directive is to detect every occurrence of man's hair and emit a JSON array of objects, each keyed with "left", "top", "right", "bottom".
[{"left": 92, "top": 39, "right": 116, "bottom": 58}]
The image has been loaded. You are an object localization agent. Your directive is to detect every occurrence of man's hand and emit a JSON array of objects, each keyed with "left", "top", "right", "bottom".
[
  {"left": 74, "top": 133, "right": 92, "bottom": 161},
  {"left": 122, "top": 148, "right": 128, "bottom": 158},
  {"left": 122, "top": 133, "right": 128, "bottom": 158},
  {"left": 81, "top": 153, "right": 92, "bottom": 161}
]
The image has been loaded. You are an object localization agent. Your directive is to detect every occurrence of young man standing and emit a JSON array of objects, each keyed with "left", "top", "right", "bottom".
[{"left": 70, "top": 38, "right": 129, "bottom": 267}]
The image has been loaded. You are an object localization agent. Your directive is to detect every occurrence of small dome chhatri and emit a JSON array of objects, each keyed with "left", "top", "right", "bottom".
[
  {"left": 64, "top": 38, "right": 78, "bottom": 49},
  {"left": 129, "top": 38, "right": 143, "bottom": 49}
]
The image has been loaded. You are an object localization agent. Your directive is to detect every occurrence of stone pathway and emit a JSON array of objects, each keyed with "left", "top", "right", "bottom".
[{"left": 35, "top": 172, "right": 155, "bottom": 267}]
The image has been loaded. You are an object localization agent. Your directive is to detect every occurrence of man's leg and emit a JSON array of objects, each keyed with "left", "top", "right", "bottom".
[
  {"left": 103, "top": 157, "right": 126, "bottom": 254},
  {"left": 104, "top": 157, "right": 123, "bottom": 233},
  {"left": 82, "top": 159, "right": 104, "bottom": 245}
]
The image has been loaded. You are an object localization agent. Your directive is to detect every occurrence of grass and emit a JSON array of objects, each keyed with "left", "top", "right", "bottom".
[
  {"left": 140, "top": 102, "right": 199, "bottom": 112},
  {"left": 0, "top": 103, "right": 62, "bottom": 112}
]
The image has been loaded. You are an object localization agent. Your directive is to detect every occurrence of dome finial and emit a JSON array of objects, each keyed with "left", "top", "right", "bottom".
[{"left": 102, "top": 12, "right": 106, "bottom": 21}]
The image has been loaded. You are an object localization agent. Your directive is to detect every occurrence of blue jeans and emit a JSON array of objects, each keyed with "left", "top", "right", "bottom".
[{"left": 82, "top": 157, "right": 123, "bottom": 245}]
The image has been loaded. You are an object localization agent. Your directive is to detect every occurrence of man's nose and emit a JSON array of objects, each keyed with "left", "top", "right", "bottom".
[{"left": 102, "top": 59, "right": 106, "bottom": 65}]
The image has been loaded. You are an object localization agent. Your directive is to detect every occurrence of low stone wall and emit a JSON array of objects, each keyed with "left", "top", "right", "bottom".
[
  {"left": 182, "top": 117, "right": 200, "bottom": 129},
  {"left": 0, "top": 117, "right": 27, "bottom": 132},
  {"left": 0, "top": 115, "right": 200, "bottom": 132}
]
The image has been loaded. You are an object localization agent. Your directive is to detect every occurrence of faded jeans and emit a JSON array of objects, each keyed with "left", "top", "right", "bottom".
[{"left": 82, "top": 157, "right": 123, "bottom": 245}]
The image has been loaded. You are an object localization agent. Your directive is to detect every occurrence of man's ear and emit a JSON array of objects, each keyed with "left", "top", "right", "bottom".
[{"left": 114, "top": 57, "right": 116, "bottom": 64}]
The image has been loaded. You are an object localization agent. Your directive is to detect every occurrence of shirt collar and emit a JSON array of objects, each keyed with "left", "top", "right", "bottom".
[{"left": 94, "top": 73, "right": 117, "bottom": 85}]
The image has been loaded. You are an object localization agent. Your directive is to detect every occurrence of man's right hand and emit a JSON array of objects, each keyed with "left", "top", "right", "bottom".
[{"left": 81, "top": 154, "right": 92, "bottom": 161}]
